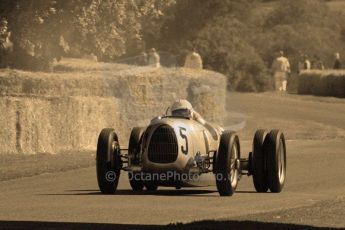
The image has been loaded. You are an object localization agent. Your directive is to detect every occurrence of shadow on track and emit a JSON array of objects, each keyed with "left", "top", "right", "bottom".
[
  {"left": 38, "top": 189, "right": 266, "bottom": 196},
  {"left": 0, "top": 220, "right": 337, "bottom": 230},
  {"left": 65, "top": 189, "right": 100, "bottom": 192},
  {"left": 38, "top": 189, "right": 216, "bottom": 196}
]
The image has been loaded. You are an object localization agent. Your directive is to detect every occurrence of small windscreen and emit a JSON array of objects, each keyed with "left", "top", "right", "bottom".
[{"left": 171, "top": 109, "right": 192, "bottom": 118}]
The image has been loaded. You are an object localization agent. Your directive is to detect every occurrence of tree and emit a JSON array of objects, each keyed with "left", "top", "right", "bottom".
[
  {"left": 1, "top": 0, "right": 65, "bottom": 70},
  {"left": 194, "top": 16, "right": 271, "bottom": 91},
  {"left": 156, "top": 0, "right": 270, "bottom": 91},
  {"left": 0, "top": 0, "right": 174, "bottom": 70}
]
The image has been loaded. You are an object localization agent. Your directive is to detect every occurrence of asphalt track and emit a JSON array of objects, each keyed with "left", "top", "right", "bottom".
[{"left": 0, "top": 92, "right": 345, "bottom": 229}]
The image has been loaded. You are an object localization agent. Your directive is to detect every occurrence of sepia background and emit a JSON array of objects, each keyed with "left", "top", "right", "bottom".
[{"left": 0, "top": 0, "right": 345, "bottom": 229}]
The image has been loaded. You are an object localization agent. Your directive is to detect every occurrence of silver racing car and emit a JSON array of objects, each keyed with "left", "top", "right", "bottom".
[{"left": 96, "top": 108, "right": 286, "bottom": 196}]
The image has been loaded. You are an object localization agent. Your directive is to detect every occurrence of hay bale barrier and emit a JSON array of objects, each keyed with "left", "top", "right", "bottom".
[
  {"left": 298, "top": 70, "right": 345, "bottom": 98},
  {"left": 0, "top": 59, "right": 226, "bottom": 154}
]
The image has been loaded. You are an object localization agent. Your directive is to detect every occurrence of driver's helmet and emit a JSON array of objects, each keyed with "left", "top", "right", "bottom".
[{"left": 171, "top": 99, "right": 193, "bottom": 118}]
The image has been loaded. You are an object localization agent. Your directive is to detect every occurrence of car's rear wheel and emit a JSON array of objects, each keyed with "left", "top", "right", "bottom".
[
  {"left": 96, "top": 128, "right": 121, "bottom": 194},
  {"left": 128, "top": 127, "right": 145, "bottom": 191},
  {"left": 264, "top": 130, "right": 286, "bottom": 193},
  {"left": 252, "top": 129, "right": 269, "bottom": 192},
  {"left": 215, "top": 131, "right": 241, "bottom": 196},
  {"left": 145, "top": 181, "right": 158, "bottom": 191}
]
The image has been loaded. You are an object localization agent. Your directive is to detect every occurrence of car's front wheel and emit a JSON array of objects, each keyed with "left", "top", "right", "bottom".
[{"left": 96, "top": 128, "right": 121, "bottom": 194}]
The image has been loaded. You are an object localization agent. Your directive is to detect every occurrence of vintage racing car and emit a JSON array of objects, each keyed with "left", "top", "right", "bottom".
[{"left": 96, "top": 111, "right": 286, "bottom": 196}]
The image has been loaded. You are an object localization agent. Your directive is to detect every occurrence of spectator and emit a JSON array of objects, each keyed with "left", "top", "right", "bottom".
[
  {"left": 333, "top": 52, "right": 342, "bottom": 69},
  {"left": 297, "top": 53, "right": 311, "bottom": 73},
  {"left": 303, "top": 55, "right": 311, "bottom": 70},
  {"left": 184, "top": 49, "right": 203, "bottom": 69},
  {"left": 147, "top": 48, "right": 160, "bottom": 68},
  {"left": 271, "top": 50, "right": 290, "bottom": 91}
]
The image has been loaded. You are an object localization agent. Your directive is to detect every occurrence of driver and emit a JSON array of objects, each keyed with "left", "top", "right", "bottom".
[
  {"left": 170, "top": 99, "right": 206, "bottom": 124},
  {"left": 170, "top": 99, "right": 223, "bottom": 139}
]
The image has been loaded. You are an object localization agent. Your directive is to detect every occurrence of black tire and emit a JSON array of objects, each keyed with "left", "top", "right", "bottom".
[
  {"left": 96, "top": 128, "right": 121, "bottom": 194},
  {"left": 215, "top": 131, "right": 241, "bottom": 196},
  {"left": 145, "top": 182, "right": 158, "bottom": 191},
  {"left": 264, "top": 130, "right": 287, "bottom": 193},
  {"left": 128, "top": 127, "right": 145, "bottom": 191},
  {"left": 252, "top": 129, "right": 269, "bottom": 192}
]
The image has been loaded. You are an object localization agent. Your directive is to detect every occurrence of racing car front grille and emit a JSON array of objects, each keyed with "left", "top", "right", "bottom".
[{"left": 148, "top": 125, "right": 178, "bottom": 163}]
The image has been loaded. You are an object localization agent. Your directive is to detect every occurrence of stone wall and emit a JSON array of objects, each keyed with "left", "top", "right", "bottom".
[{"left": 0, "top": 66, "right": 226, "bottom": 154}]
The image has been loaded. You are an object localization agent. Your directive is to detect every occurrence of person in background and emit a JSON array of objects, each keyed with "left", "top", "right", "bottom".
[
  {"left": 333, "top": 52, "right": 342, "bottom": 69},
  {"left": 297, "top": 53, "right": 311, "bottom": 73},
  {"left": 147, "top": 48, "right": 160, "bottom": 68},
  {"left": 184, "top": 49, "right": 203, "bottom": 69},
  {"left": 271, "top": 50, "right": 290, "bottom": 91},
  {"left": 303, "top": 55, "right": 311, "bottom": 70}
]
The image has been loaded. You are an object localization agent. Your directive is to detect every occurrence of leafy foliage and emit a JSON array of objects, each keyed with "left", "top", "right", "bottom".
[
  {"left": 153, "top": 0, "right": 345, "bottom": 91},
  {"left": 0, "top": 0, "right": 173, "bottom": 70},
  {"left": 1, "top": 0, "right": 345, "bottom": 93},
  {"left": 156, "top": 0, "right": 272, "bottom": 91},
  {"left": 1, "top": 0, "right": 65, "bottom": 70},
  {"left": 193, "top": 16, "right": 271, "bottom": 91}
]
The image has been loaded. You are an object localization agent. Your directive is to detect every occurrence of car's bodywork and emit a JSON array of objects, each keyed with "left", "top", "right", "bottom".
[
  {"left": 133, "top": 116, "right": 221, "bottom": 187},
  {"left": 96, "top": 113, "right": 287, "bottom": 196}
]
